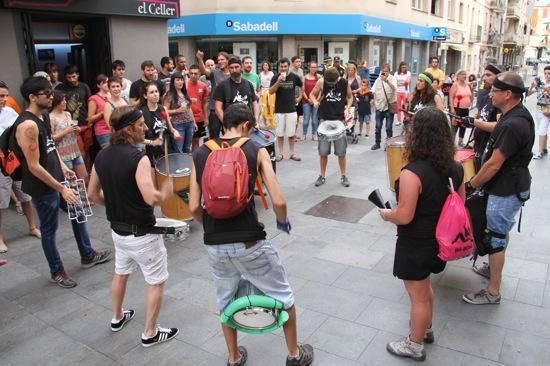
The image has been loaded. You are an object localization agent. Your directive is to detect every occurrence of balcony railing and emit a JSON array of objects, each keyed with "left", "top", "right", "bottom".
[
  {"left": 502, "top": 33, "right": 524, "bottom": 44},
  {"left": 490, "top": 0, "right": 505, "bottom": 12},
  {"left": 506, "top": 4, "right": 521, "bottom": 19}
]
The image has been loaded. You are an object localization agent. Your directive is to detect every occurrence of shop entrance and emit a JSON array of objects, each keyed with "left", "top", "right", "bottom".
[
  {"left": 299, "top": 48, "right": 318, "bottom": 64},
  {"left": 23, "top": 13, "right": 112, "bottom": 86}
]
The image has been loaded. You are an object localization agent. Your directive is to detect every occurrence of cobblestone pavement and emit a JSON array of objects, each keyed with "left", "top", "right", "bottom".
[{"left": 1, "top": 94, "right": 549, "bottom": 366}]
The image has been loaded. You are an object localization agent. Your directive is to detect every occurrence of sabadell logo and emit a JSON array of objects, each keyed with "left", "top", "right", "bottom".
[{"left": 226, "top": 19, "right": 279, "bottom": 32}]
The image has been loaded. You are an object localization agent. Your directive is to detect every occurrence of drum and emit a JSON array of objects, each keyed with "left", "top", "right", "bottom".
[
  {"left": 455, "top": 149, "right": 476, "bottom": 182},
  {"left": 250, "top": 129, "right": 276, "bottom": 172},
  {"left": 154, "top": 217, "right": 190, "bottom": 242},
  {"left": 155, "top": 153, "right": 193, "bottom": 221},
  {"left": 317, "top": 120, "right": 346, "bottom": 141},
  {"left": 385, "top": 135, "right": 408, "bottom": 191}
]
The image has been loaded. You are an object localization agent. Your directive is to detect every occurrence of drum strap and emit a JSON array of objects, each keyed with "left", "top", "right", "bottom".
[{"left": 110, "top": 221, "right": 176, "bottom": 236}]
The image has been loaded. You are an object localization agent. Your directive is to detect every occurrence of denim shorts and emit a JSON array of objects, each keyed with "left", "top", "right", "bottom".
[
  {"left": 358, "top": 114, "right": 371, "bottom": 124},
  {"left": 207, "top": 240, "right": 294, "bottom": 311},
  {"left": 63, "top": 155, "right": 84, "bottom": 170},
  {"left": 96, "top": 134, "right": 111, "bottom": 148},
  {"left": 486, "top": 191, "right": 529, "bottom": 250}
]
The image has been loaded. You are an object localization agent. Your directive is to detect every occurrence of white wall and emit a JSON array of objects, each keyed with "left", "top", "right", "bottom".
[{"left": 0, "top": 9, "right": 28, "bottom": 105}]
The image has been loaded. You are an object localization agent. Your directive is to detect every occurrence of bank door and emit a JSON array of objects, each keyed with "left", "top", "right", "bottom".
[
  {"left": 233, "top": 42, "right": 257, "bottom": 69},
  {"left": 328, "top": 42, "right": 349, "bottom": 63}
]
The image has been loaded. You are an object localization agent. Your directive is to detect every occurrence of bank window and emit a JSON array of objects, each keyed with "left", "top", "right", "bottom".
[
  {"left": 448, "top": 0, "right": 456, "bottom": 20},
  {"left": 431, "top": 0, "right": 442, "bottom": 16},
  {"left": 412, "top": 0, "right": 426, "bottom": 11},
  {"left": 459, "top": 2, "right": 464, "bottom": 23}
]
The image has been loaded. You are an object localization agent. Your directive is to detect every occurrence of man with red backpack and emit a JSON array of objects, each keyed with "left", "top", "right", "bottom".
[{"left": 189, "top": 103, "right": 313, "bottom": 366}]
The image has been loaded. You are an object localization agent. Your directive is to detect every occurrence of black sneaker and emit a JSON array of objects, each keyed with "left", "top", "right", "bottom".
[
  {"left": 314, "top": 175, "right": 326, "bottom": 187},
  {"left": 141, "top": 326, "right": 179, "bottom": 347},
  {"left": 286, "top": 344, "right": 314, "bottom": 366},
  {"left": 227, "top": 346, "right": 248, "bottom": 366},
  {"left": 50, "top": 270, "right": 77, "bottom": 288},
  {"left": 81, "top": 249, "right": 113, "bottom": 269},
  {"left": 341, "top": 175, "right": 350, "bottom": 187},
  {"left": 111, "top": 309, "right": 135, "bottom": 332},
  {"left": 371, "top": 143, "right": 381, "bottom": 150}
]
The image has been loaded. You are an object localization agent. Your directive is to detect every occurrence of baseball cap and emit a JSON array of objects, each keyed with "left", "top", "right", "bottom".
[{"left": 333, "top": 56, "right": 341, "bottom": 62}]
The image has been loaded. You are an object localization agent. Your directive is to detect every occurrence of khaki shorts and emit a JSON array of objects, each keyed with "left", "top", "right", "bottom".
[
  {"left": 275, "top": 112, "right": 298, "bottom": 137},
  {"left": 112, "top": 231, "right": 169, "bottom": 285},
  {"left": 0, "top": 173, "right": 31, "bottom": 209}
]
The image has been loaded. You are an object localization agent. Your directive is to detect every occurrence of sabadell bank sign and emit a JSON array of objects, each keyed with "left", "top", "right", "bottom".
[{"left": 226, "top": 20, "right": 279, "bottom": 32}]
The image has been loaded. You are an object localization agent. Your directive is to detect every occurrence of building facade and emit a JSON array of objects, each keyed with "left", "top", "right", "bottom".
[{"left": 525, "top": 0, "right": 550, "bottom": 61}]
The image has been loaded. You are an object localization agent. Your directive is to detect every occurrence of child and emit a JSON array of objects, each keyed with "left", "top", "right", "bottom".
[{"left": 356, "top": 79, "right": 374, "bottom": 137}]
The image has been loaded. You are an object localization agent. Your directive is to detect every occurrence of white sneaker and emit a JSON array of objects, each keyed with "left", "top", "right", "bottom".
[
  {"left": 533, "top": 152, "right": 543, "bottom": 160},
  {"left": 386, "top": 337, "right": 426, "bottom": 361}
]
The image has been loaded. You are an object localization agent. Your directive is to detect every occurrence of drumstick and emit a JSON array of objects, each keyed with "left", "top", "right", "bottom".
[
  {"left": 164, "top": 137, "right": 171, "bottom": 177},
  {"left": 255, "top": 178, "right": 269, "bottom": 210}
]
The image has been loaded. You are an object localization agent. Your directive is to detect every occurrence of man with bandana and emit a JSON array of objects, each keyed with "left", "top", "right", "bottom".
[{"left": 462, "top": 72, "right": 534, "bottom": 305}]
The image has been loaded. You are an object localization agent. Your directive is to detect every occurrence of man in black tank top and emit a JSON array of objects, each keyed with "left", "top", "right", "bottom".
[
  {"left": 309, "top": 67, "right": 353, "bottom": 187},
  {"left": 88, "top": 106, "right": 179, "bottom": 347},
  {"left": 189, "top": 103, "right": 314, "bottom": 366},
  {"left": 14, "top": 77, "right": 112, "bottom": 289}
]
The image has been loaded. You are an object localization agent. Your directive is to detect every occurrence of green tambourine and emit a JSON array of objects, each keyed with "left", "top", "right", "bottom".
[{"left": 220, "top": 295, "right": 289, "bottom": 334}]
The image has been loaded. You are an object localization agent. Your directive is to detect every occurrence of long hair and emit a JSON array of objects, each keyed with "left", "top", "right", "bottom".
[
  {"left": 166, "top": 71, "right": 190, "bottom": 109},
  {"left": 406, "top": 107, "right": 455, "bottom": 175},
  {"left": 139, "top": 81, "right": 158, "bottom": 108},
  {"left": 397, "top": 61, "right": 408, "bottom": 75},
  {"left": 411, "top": 72, "right": 436, "bottom": 105}
]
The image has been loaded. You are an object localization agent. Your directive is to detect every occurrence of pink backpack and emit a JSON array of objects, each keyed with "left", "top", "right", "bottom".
[
  {"left": 201, "top": 138, "right": 252, "bottom": 219},
  {"left": 436, "top": 177, "right": 474, "bottom": 261}
]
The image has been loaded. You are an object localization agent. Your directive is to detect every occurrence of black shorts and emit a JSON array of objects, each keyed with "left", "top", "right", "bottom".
[
  {"left": 393, "top": 237, "right": 446, "bottom": 281},
  {"left": 193, "top": 121, "right": 206, "bottom": 138}
]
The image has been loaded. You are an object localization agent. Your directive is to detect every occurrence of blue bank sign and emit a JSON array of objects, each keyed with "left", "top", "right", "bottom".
[{"left": 168, "top": 13, "right": 433, "bottom": 41}]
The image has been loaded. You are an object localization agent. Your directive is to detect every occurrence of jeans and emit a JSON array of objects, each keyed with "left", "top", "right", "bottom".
[
  {"left": 302, "top": 103, "right": 319, "bottom": 137},
  {"left": 208, "top": 111, "right": 223, "bottom": 139},
  {"left": 173, "top": 122, "right": 194, "bottom": 153},
  {"left": 34, "top": 191, "right": 95, "bottom": 274},
  {"left": 375, "top": 109, "right": 394, "bottom": 144},
  {"left": 486, "top": 191, "right": 529, "bottom": 250}
]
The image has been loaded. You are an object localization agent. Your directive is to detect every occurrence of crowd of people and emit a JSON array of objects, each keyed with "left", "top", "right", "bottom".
[{"left": 0, "top": 48, "right": 548, "bottom": 365}]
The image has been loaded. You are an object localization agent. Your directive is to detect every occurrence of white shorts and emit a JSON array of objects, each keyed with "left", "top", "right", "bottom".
[
  {"left": 0, "top": 173, "right": 32, "bottom": 209},
  {"left": 275, "top": 112, "right": 298, "bottom": 137},
  {"left": 112, "top": 231, "right": 169, "bottom": 285},
  {"left": 536, "top": 111, "right": 550, "bottom": 136}
]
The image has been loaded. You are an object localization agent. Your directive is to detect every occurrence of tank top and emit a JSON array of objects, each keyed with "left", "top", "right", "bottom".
[
  {"left": 397, "top": 159, "right": 463, "bottom": 241},
  {"left": 302, "top": 77, "right": 318, "bottom": 104},
  {"left": 89, "top": 94, "right": 110, "bottom": 136},
  {"left": 50, "top": 111, "right": 80, "bottom": 162},
  {"left": 94, "top": 144, "right": 155, "bottom": 228},
  {"left": 394, "top": 72, "right": 411, "bottom": 93},
  {"left": 347, "top": 76, "right": 359, "bottom": 92},
  {"left": 13, "top": 111, "right": 64, "bottom": 198},
  {"left": 193, "top": 137, "right": 267, "bottom": 245},
  {"left": 453, "top": 82, "right": 473, "bottom": 109},
  {"left": 318, "top": 78, "right": 348, "bottom": 121}
]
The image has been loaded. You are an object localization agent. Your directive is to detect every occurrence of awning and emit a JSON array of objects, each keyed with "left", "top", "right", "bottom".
[{"left": 448, "top": 44, "right": 466, "bottom": 52}]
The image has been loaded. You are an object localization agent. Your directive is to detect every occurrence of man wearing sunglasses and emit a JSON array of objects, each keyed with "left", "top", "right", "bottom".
[{"left": 463, "top": 72, "right": 534, "bottom": 306}]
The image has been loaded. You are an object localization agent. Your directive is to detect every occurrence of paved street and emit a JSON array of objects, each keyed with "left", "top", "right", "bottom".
[{"left": 1, "top": 94, "right": 549, "bottom": 366}]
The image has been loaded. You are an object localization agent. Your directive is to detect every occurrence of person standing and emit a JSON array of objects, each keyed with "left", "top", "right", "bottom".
[
  {"left": 55, "top": 65, "right": 91, "bottom": 126},
  {"left": 44, "top": 62, "right": 61, "bottom": 89},
  {"left": 158, "top": 56, "right": 174, "bottom": 92},
  {"left": 356, "top": 79, "right": 374, "bottom": 137},
  {"left": 527, "top": 65, "right": 550, "bottom": 159},
  {"left": 371, "top": 64, "right": 397, "bottom": 150},
  {"left": 358, "top": 60, "right": 370, "bottom": 85},
  {"left": 164, "top": 72, "right": 196, "bottom": 153},
  {"left": 424, "top": 56, "right": 445, "bottom": 89},
  {"left": 241, "top": 56, "right": 261, "bottom": 93},
  {"left": 449, "top": 70, "right": 473, "bottom": 146},
  {"left": 404, "top": 72, "right": 445, "bottom": 119},
  {"left": 463, "top": 72, "right": 535, "bottom": 305},
  {"left": 87, "top": 74, "right": 111, "bottom": 149},
  {"left": 186, "top": 65, "right": 209, "bottom": 151},
  {"left": 259, "top": 61, "right": 275, "bottom": 129},
  {"left": 174, "top": 54, "right": 188, "bottom": 76},
  {"left": 111, "top": 60, "right": 132, "bottom": 102},
  {"left": 189, "top": 103, "right": 314, "bottom": 366},
  {"left": 103, "top": 77, "right": 129, "bottom": 129},
  {"left": 88, "top": 106, "right": 179, "bottom": 347},
  {"left": 379, "top": 107, "right": 464, "bottom": 361},
  {"left": 0, "top": 81, "right": 41, "bottom": 253},
  {"left": 332, "top": 56, "right": 346, "bottom": 77},
  {"left": 300, "top": 62, "right": 320, "bottom": 141},
  {"left": 129, "top": 60, "right": 165, "bottom": 106},
  {"left": 309, "top": 67, "right": 353, "bottom": 187},
  {"left": 394, "top": 62, "right": 411, "bottom": 125},
  {"left": 269, "top": 57, "right": 303, "bottom": 161},
  {"left": 14, "top": 77, "right": 111, "bottom": 288}
]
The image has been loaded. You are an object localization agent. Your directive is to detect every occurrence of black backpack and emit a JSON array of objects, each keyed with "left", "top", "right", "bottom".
[{"left": 0, "top": 122, "right": 22, "bottom": 180}]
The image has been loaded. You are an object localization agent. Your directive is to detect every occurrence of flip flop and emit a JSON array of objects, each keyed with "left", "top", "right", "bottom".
[
  {"left": 276, "top": 154, "right": 284, "bottom": 162},
  {"left": 289, "top": 154, "right": 302, "bottom": 161},
  {"left": 29, "top": 228, "right": 42, "bottom": 239}
]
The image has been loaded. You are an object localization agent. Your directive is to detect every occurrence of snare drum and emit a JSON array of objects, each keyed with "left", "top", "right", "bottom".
[
  {"left": 454, "top": 149, "right": 476, "bottom": 182},
  {"left": 385, "top": 135, "right": 408, "bottom": 191},
  {"left": 317, "top": 120, "right": 346, "bottom": 141},
  {"left": 155, "top": 153, "right": 193, "bottom": 221},
  {"left": 154, "top": 217, "right": 190, "bottom": 242},
  {"left": 250, "top": 129, "right": 276, "bottom": 172}
]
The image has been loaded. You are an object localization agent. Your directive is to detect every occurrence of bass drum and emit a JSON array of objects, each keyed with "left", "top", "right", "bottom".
[
  {"left": 155, "top": 153, "right": 193, "bottom": 221},
  {"left": 250, "top": 129, "right": 276, "bottom": 173},
  {"left": 385, "top": 135, "right": 408, "bottom": 191}
]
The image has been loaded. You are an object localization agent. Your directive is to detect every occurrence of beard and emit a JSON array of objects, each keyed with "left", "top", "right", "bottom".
[{"left": 231, "top": 72, "right": 241, "bottom": 79}]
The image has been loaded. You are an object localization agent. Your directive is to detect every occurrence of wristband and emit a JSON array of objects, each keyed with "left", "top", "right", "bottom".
[{"left": 276, "top": 218, "right": 292, "bottom": 234}]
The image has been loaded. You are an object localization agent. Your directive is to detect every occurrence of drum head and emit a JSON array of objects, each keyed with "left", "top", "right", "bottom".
[
  {"left": 454, "top": 149, "right": 475, "bottom": 162},
  {"left": 154, "top": 217, "right": 186, "bottom": 228},
  {"left": 232, "top": 307, "right": 278, "bottom": 330},
  {"left": 250, "top": 129, "right": 275, "bottom": 147},
  {"left": 156, "top": 153, "right": 192, "bottom": 177}
]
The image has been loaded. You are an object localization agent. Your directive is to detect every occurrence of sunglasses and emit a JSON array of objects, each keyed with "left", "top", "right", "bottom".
[{"left": 35, "top": 90, "right": 53, "bottom": 97}]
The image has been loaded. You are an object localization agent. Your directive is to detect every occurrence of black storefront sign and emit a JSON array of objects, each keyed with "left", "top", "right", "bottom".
[{"left": 3, "top": 0, "right": 179, "bottom": 18}]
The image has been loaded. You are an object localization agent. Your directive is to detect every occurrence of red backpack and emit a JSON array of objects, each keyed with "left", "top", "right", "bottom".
[{"left": 201, "top": 138, "right": 252, "bottom": 219}]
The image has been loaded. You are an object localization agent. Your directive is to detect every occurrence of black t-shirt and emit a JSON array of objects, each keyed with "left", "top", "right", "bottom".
[
  {"left": 473, "top": 96, "right": 500, "bottom": 155},
  {"left": 397, "top": 159, "right": 463, "bottom": 241},
  {"left": 192, "top": 137, "right": 267, "bottom": 245},
  {"left": 270, "top": 73, "right": 303, "bottom": 113},
  {"left": 409, "top": 95, "right": 436, "bottom": 114},
  {"left": 141, "top": 105, "right": 168, "bottom": 163},
  {"left": 212, "top": 78, "right": 257, "bottom": 111},
  {"left": 483, "top": 103, "right": 535, "bottom": 196},
  {"left": 129, "top": 79, "right": 165, "bottom": 101},
  {"left": 318, "top": 78, "right": 348, "bottom": 121},
  {"left": 13, "top": 112, "right": 64, "bottom": 198},
  {"left": 357, "top": 92, "right": 374, "bottom": 115},
  {"left": 55, "top": 82, "right": 91, "bottom": 126},
  {"left": 94, "top": 144, "right": 156, "bottom": 229}
]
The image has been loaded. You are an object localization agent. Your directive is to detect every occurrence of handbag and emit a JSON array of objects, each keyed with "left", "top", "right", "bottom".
[
  {"left": 382, "top": 81, "right": 398, "bottom": 114},
  {"left": 435, "top": 177, "right": 474, "bottom": 261}
]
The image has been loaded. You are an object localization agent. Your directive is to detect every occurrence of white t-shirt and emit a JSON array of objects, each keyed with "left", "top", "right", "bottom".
[
  {"left": 0, "top": 106, "right": 18, "bottom": 135},
  {"left": 394, "top": 71, "right": 411, "bottom": 93}
]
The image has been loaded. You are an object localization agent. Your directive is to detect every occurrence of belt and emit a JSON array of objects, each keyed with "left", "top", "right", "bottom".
[{"left": 111, "top": 221, "right": 176, "bottom": 237}]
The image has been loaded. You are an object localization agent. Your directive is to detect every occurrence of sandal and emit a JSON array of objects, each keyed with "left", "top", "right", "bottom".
[
  {"left": 289, "top": 154, "right": 302, "bottom": 161},
  {"left": 312, "top": 136, "right": 318, "bottom": 141},
  {"left": 276, "top": 154, "right": 284, "bottom": 162},
  {"left": 29, "top": 227, "right": 42, "bottom": 239}
]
